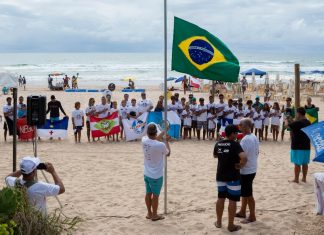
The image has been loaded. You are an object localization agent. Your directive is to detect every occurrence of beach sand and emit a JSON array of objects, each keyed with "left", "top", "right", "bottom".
[{"left": 1, "top": 85, "right": 324, "bottom": 234}]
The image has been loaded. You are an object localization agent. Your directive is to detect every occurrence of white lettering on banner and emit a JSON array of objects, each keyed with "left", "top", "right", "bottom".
[
  {"left": 313, "top": 133, "right": 324, "bottom": 152},
  {"left": 19, "top": 125, "right": 33, "bottom": 134}
]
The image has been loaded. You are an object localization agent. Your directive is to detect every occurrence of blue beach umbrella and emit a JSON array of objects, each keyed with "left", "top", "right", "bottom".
[
  {"left": 167, "top": 77, "right": 177, "bottom": 81},
  {"left": 175, "top": 76, "right": 185, "bottom": 83},
  {"left": 302, "top": 121, "right": 324, "bottom": 163},
  {"left": 240, "top": 68, "right": 267, "bottom": 76}
]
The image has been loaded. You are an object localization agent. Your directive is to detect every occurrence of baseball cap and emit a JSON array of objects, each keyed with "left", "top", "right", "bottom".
[
  {"left": 255, "top": 96, "right": 260, "bottom": 100},
  {"left": 20, "top": 156, "right": 40, "bottom": 174}
]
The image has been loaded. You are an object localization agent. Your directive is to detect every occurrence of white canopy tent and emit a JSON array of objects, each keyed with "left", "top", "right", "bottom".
[{"left": 0, "top": 72, "right": 18, "bottom": 89}]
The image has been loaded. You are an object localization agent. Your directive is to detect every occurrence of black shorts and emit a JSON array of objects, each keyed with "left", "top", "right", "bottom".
[
  {"left": 86, "top": 121, "right": 90, "bottom": 129},
  {"left": 74, "top": 126, "right": 83, "bottom": 132},
  {"left": 192, "top": 120, "right": 197, "bottom": 128},
  {"left": 240, "top": 173, "right": 256, "bottom": 197}
]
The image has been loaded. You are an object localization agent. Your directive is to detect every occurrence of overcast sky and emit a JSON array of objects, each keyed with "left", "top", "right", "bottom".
[{"left": 0, "top": 0, "right": 324, "bottom": 55}]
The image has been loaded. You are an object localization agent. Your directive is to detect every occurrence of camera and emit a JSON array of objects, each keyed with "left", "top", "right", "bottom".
[{"left": 37, "top": 163, "right": 47, "bottom": 170}]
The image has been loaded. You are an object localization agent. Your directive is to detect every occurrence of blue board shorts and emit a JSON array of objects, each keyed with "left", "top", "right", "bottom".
[
  {"left": 217, "top": 180, "right": 241, "bottom": 202},
  {"left": 144, "top": 175, "right": 163, "bottom": 196},
  {"left": 290, "top": 150, "right": 310, "bottom": 166}
]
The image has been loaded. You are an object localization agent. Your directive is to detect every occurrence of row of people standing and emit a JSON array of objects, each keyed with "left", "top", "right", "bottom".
[{"left": 18, "top": 75, "right": 26, "bottom": 90}]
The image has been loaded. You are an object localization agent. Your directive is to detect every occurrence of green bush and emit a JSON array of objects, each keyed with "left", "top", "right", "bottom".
[{"left": 0, "top": 187, "right": 81, "bottom": 235}]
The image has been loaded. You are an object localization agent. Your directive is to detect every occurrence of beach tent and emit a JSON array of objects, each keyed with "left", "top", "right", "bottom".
[{"left": 241, "top": 68, "right": 267, "bottom": 76}]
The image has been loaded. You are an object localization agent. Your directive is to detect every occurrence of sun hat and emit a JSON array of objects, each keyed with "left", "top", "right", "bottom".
[{"left": 20, "top": 156, "right": 40, "bottom": 174}]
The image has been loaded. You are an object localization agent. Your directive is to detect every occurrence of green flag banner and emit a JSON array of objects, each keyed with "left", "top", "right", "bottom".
[
  {"left": 171, "top": 17, "right": 240, "bottom": 83},
  {"left": 306, "top": 108, "right": 318, "bottom": 124}
]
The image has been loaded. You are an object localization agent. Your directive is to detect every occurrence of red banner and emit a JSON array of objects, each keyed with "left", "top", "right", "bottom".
[
  {"left": 90, "top": 112, "right": 120, "bottom": 138},
  {"left": 17, "top": 118, "right": 35, "bottom": 140}
]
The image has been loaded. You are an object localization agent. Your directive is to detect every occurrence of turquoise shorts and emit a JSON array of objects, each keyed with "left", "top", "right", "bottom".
[
  {"left": 144, "top": 175, "right": 163, "bottom": 196},
  {"left": 290, "top": 150, "right": 310, "bottom": 166}
]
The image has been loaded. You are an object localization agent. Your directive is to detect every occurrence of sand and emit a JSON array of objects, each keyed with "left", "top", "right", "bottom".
[{"left": 1, "top": 85, "right": 324, "bottom": 235}]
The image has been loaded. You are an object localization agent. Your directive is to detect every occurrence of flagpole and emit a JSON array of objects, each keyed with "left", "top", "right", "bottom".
[{"left": 163, "top": 0, "right": 168, "bottom": 215}]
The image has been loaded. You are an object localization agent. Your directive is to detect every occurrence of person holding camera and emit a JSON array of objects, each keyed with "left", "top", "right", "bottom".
[
  {"left": 142, "top": 124, "right": 170, "bottom": 221},
  {"left": 5, "top": 156, "right": 65, "bottom": 215}
]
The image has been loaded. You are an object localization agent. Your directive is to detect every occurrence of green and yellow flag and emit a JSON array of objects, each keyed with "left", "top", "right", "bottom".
[
  {"left": 171, "top": 17, "right": 240, "bottom": 83},
  {"left": 306, "top": 108, "right": 318, "bottom": 124}
]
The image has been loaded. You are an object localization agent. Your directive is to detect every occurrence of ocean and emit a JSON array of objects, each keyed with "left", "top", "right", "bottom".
[{"left": 0, "top": 53, "right": 323, "bottom": 88}]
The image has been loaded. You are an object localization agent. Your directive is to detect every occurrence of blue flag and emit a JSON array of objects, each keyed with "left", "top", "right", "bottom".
[
  {"left": 302, "top": 121, "right": 324, "bottom": 163},
  {"left": 37, "top": 117, "right": 69, "bottom": 139},
  {"left": 147, "top": 111, "right": 181, "bottom": 139}
]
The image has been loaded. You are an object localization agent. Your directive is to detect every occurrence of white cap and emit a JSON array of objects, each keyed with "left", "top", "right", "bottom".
[{"left": 20, "top": 156, "right": 40, "bottom": 174}]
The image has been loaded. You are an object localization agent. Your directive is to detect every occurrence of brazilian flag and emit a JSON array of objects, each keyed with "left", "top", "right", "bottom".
[
  {"left": 306, "top": 108, "right": 318, "bottom": 124},
  {"left": 171, "top": 17, "right": 240, "bottom": 83}
]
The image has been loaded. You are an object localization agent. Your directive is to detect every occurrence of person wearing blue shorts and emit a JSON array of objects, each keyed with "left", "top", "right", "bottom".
[
  {"left": 142, "top": 124, "right": 170, "bottom": 221},
  {"left": 285, "top": 107, "right": 311, "bottom": 183},
  {"left": 214, "top": 125, "right": 247, "bottom": 232}
]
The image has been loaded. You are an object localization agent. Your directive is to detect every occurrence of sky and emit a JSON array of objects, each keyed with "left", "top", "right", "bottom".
[{"left": 0, "top": 0, "right": 324, "bottom": 56}]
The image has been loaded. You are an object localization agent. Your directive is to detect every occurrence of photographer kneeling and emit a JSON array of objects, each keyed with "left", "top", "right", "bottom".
[{"left": 5, "top": 156, "right": 65, "bottom": 215}]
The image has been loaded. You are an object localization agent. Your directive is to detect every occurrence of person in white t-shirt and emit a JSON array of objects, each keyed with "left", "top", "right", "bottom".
[
  {"left": 119, "top": 100, "right": 128, "bottom": 140},
  {"left": 236, "top": 118, "right": 259, "bottom": 224},
  {"left": 261, "top": 103, "right": 271, "bottom": 141},
  {"left": 85, "top": 98, "right": 96, "bottom": 142},
  {"left": 207, "top": 108, "right": 217, "bottom": 139},
  {"left": 182, "top": 104, "right": 192, "bottom": 139},
  {"left": 138, "top": 92, "right": 153, "bottom": 114},
  {"left": 5, "top": 156, "right": 65, "bottom": 215},
  {"left": 123, "top": 93, "right": 132, "bottom": 107},
  {"left": 190, "top": 98, "right": 198, "bottom": 137},
  {"left": 127, "top": 98, "right": 139, "bottom": 119},
  {"left": 110, "top": 101, "right": 120, "bottom": 142},
  {"left": 223, "top": 99, "right": 237, "bottom": 126},
  {"left": 253, "top": 107, "right": 264, "bottom": 141},
  {"left": 142, "top": 124, "right": 170, "bottom": 221},
  {"left": 207, "top": 95, "right": 215, "bottom": 113},
  {"left": 167, "top": 96, "right": 180, "bottom": 112},
  {"left": 196, "top": 98, "right": 208, "bottom": 140},
  {"left": 96, "top": 96, "right": 110, "bottom": 118},
  {"left": 234, "top": 103, "right": 245, "bottom": 126},
  {"left": 270, "top": 102, "right": 281, "bottom": 141},
  {"left": 72, "top": 101, "right": 85, "bottom": 143},
  {"left": 3, "top": 97, "right": 14, "bottom": 141},
  {"left": 215, "top": 94, "right": 227, "bottom": 136}
]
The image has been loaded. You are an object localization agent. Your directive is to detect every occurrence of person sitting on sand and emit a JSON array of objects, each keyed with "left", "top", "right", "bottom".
[
  {"left": 128, "top": 79, "right": 135, "bottom": 90},
  {"left": 142, "top": 124, "right": 170, "bottom": 221},
  {"left": 285, "top": 107, "right": 311, "bottom": 183},
  {"left": 214, "top": 125, "right": 247, "bottom": 232},
  {"left": 236, "top": 118, "right": 259, "bottom": 224}
]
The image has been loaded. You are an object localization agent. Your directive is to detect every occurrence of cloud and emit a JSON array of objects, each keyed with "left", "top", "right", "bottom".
[{"left": 0, "top": 0, "right": 323, "bottom": 55}]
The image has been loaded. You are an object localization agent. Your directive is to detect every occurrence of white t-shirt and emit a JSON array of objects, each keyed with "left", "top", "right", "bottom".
[
  {"left": 196, "top": 105, "right": 207, "bottom": 122},
  {"left": 207, "top": 102, "right": 215, "bottom": 112},
  {"left": 207, "top": 113, "right": 216, "bottom": 129},
  {"left": 182, "top": 110, "right": 192, "bottom": 126},
  {"left": 253, "top": 112, "right": 263, "bottom": 129},
  {"left": 142, "top": 136, "right": 169, "bottom": 179},
  {"left": 85, "top": 106, "right": 96, "bottom": 121},
  {"left": 110, "top": 108, "right": 118, "bottom": 115},
  {"left": 215, "top": 102, "right": 227, "bottom": 117},
  {"left": 190, "top": 104, "right": 198, "bottom": 121},
  {"left": 262, "top": 110, "right": 270, "bottom": 126},
  {"left": 224, "top": 105, "right": 237, "bottom": 119},
  {"left": 3, "top": 104, "right": 13, "bottom": 120},
  {"left": 5, "top": 176, "right": 60, "bottom": 215},
  {"left": 72, "top": 109, "right": 84, "bottom": 127},
  {"left": 233, "top": 109, "right": 245, "bottom": 125},
  {"left": 119, "top": 106, "right": 128, "bottom": 119},
  {"left": 240, "top": 134, "right": 259, "bottom": 175},
  {"left": 96, "top": 104, "right": 110, "bottom": 118},
  {"left": 125, "top": 100, "right": 132, "bottom": 107},
  {"left": 167, "top": 103, "right": 179, "bottom": 112},
  {"left": 138, "top": 99, "right": 153, "bottom": 113},
  {"left": 270, "top": 109, "right": 281, "bottom": 126},
  {"left": 127, "top": 105, "right": 139, "bottom": 116}
]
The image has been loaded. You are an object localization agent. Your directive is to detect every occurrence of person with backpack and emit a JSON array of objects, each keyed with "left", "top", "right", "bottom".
[{"left": 5, "top": 156, "right": 65, "bottom": 215}]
